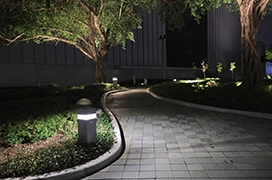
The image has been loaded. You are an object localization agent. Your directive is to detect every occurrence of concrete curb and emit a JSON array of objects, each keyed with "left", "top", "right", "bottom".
[
  {"left": 3, "top": 90, "right": 124, "bottom": 180},
  {"left": 147, "top": 88, "right": 272, "bottom": 120}
]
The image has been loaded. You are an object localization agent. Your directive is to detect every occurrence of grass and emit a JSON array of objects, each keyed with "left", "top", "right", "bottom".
[
  {"left": 150, "top": 78, "right": 272, "bottom": 113},
  {"left": 0, "top": 84, "right": 119, "bottom": 178}
]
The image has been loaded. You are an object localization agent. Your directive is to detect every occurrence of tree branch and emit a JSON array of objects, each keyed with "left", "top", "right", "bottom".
[
  {"left": 75, "top": 18, "right": 91, "bottom": 31},
  {"left": 254, "top": 0, "right": 269, "bottom": 15},
  {"left": 118, "top": 0, "right": 125, "bottom": 20},
  {"left": 25, "top": 35, "right": 94, "bottom": 60},
  {"left": 46, "top": 27, "right": 74, "bottom": 35},
  {"left": 0, "top": 33, "right": 24, "bottom": 44},
  {"left": 76, "top": 0, "right": 92, "bottom": 12}
]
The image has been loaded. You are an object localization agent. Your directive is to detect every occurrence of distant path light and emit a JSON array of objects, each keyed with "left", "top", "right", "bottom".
[{"left": 112, "top": 77, "right": 118, "bottom": 89}]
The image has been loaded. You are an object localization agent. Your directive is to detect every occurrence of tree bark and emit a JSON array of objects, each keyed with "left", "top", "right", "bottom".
[
  {"left": 94, "top": 53, "right": 107, "bottom": 83},
  {"left": 238, "top": 0, "right": 269, "bottom": 88},
  {"left": 240, "top": 19, "right": 262, "bottom": 88},
  {"left": 86, "top": 11, "right": 110, "bottom": 84}
]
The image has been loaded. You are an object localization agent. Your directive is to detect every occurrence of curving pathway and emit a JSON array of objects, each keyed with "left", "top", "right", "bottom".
[{"left": 82, "top": 88, "right": 272, "bottom": 180}]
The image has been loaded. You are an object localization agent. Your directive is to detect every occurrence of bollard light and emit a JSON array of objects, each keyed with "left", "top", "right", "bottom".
[
  {"left": 112, "top": 77, "right": 118, "bottom": 89},
  {"left": 77, "top": 106, "right": 97, "bottom": 144},
  {"left": 173, "top": 79, "right": 177, "bottom": 81},
  {"left": 144, "top": 78, "right": 147, "bottom": 85}
]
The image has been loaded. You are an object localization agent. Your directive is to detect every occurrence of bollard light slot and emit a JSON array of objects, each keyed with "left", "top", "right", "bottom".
[{"left": 77, "top": 113, "right": 97, "bottom": 120}]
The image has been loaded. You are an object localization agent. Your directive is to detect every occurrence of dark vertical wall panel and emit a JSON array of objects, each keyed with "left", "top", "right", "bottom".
[
  {"left": 83, "top": 57, "right": 92, "bottom": 65},
  {"left": 10, "top": 43, "right": 22, "bottom": 63},
  {"left": 0, "top": 44, "right": 9, "bottom": 62},
  {"left": 75, "top": 49, "right": 84, "bottom": 65},
  {"left": 208, "top": 5, "right": 241, "bottom": 77},
  {"left": 148, "top": 11, "right": 153, "bottom": 66},
  {"left": 11, "top": 64, "right": 24, "bottom": 84},
  {"left": 23, "top": 42, "right": 34, "bottom": 64},
  {"left": 46, "top": 43, "right": 56, "bottom": 64},
  {"left": 143, "top": 12, "right": 149, "bottom": 66},
  {"left": 126, "top": 41, "right": 133, "bottom": 66},
  {"left": 34, "top": 44, "right": 46, "bottom": 64},
  {"left": 66, "top": 44, "right": 75, "bottom": 65},
  {"left": 113, "top": 46, "right": 120, "bottom": 66},
  {"left": 120, "top": 45, "right": 126, "bottom": 66},
  {"left": 257, "top": 14, "right": 272, "bottom": 46},
  {"left": 132, "top": 29, "right": 139, "bottom": 66},
  {"left": 153, "top": 11, "right": 159, "bottom": 66},
  {"left": 107, "top": 48, "right": 114, "bottom": 66},
  {"left": 56, "top": 43, "right": 66, "bottom": 64},
  {"left": 0, "top": 64, "right": 11, "bottom": 85},
  {"left": 137, "top": 27, "right": 144, "bottom": 66},
  {"left": 24, "top": 64, "right": 36, "bottom": 84}
]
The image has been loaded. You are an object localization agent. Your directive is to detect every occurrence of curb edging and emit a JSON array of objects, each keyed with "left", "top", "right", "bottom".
[{"left": 147, "top": 88, "right": 272, "bottom": 120}]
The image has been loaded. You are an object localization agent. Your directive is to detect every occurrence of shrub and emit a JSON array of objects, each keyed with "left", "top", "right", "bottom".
[
  {"left": 150, "top": 79, "right": 272, "bottom": 113},
  {"left": 0, "top": 84, "right": 116, "bottom": 144},
  {"left": 0, "top": 113, "right": 115, "bottom": 178}
]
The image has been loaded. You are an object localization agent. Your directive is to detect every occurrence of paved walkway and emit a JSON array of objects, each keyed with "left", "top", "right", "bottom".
[{"left": 83, "top": 88, "right": 272, "bottom": 179}]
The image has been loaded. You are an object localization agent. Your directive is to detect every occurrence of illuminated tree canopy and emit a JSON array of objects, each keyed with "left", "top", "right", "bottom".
[
  {"left": 0, "top": 0, "right": 217, "bottom": 83},
  {"left": 0, "top": 0, "right": 155, "bottom": 83},
  {"left": 1, "top": 0, "right": 271, "bottom": 87}
]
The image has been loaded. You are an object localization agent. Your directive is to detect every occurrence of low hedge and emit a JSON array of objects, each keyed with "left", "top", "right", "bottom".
[{"left": 150, "top": 79, "right": 272, "bottom": 113}]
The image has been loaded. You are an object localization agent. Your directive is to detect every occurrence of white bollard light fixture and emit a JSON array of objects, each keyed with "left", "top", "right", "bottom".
[
  {"left": 112, "top": 77, "right": 118, "bottom": 89},
  {"left": 77, "top": 106, "right": 97, "bottom": 144},
  {"left": 144, "top": 78, "right": 147, "bottom": 85}
]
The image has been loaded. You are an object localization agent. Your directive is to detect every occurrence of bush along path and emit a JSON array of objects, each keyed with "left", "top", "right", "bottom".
[{"left": 0, "top": 84, "right": 119, "bottom": 178}]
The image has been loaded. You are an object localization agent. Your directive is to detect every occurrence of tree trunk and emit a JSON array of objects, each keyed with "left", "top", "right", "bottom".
[
  {"left": 238, "top": 0, "right": 269, "bottom": 88},
  {"left": 94, "top": 54, "right": 107, "bottom": 83},
  {"left": 93, "top": 41, "right": 109, "bottom": 84},
  {"left": 240, "top": 22, "right": 262, "bottom": 88}
]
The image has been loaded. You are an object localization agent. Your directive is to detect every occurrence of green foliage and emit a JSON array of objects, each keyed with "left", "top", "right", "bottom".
[
  {"left": 0, "top": 86, "right": 116, "bottom": 178},
  {"left": 0, "top": 113, "right": 115, "bottom": 178},
  {"left": 158, "top": 0, "right": 221, "bottom": 30},
  {"left": 201, "top": 59, "right": 209, "bottom": 79},
  {"left": 191, "top": 79, "right": 220, "bottom": 91},
  {"left": 96, "top": 113, "right": 115, "bottom": 144},
  {"left": 0, "top": 0, "right": 154, "bottom": 50},
  {"left": 229, "top": 62, "right": 236, "bottom": 78},
  {"left": 216, "top": 62, "right": 223, "bottom": 77},
  {"left": 0, "top": 85, "right": 115, "bottom": 144},
  {"left": 150, "top": 79, "right": 272, "bottom": 113},
  {"left": 266, "top": 45, "right": 272, "bottom": 61},
  {"left": 1, "top": 109, "right": 77, "bottom": 144}
]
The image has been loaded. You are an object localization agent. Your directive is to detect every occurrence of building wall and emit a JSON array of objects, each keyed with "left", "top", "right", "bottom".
[
  {"left": 2, "top": 6, "right": 271, "bottom": 87},
  {"left": 0, "top": 42, "right": 94, "bottom": 87},
  {"left": 208, "top": 5, "right": 272, "bottom": 78},
  {"left": 0, "top": 10, "right": 168, "bottom": 87},
  {"left": 257, "top": 14, "right": 272, "bottom": 75},
  {"left": 207, "top": 5, "right": 242, "bottom": 78}
]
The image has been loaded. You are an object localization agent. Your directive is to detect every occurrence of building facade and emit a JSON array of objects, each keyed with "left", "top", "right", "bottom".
[{"left": 0, "top": 6, "right": 270, "bottom": 87}]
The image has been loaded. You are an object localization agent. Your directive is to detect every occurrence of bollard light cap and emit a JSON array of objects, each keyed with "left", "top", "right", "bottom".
[{"left": 76, "top": 98, "right": 92, "bottom": 106}]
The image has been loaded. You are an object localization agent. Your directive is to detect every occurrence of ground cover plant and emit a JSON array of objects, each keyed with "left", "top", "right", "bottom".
[
  {"left": 0, "top": 84, "right": 117, "bottom": 178},
  {"left": 150, "top": 78, "right": 272, "bottom": 113}
]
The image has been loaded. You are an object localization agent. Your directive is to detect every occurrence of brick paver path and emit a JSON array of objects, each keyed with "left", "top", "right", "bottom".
[{"left": 83, "top": 88, "right": 272, "bottom": 179}]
